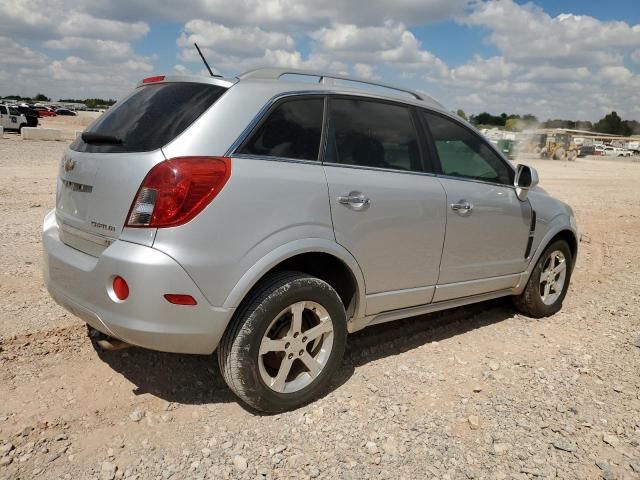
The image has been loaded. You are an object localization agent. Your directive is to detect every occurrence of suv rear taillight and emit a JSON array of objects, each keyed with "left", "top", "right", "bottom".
[{"left": 126, "top": 156, "right": 231, "bottom": 228}]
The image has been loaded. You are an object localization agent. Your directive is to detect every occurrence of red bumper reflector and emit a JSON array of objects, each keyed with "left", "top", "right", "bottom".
[
  {"left": 142, "top": 75, "right": 165, "bottom": 84},
  {"left": 164, "top": 294, "right": 197, "bottom": 305},
  {"left": 113, "top": 276, "right": 129, "bottom": 300}
]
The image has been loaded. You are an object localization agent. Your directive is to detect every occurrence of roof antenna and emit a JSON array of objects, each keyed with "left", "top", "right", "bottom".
[{"left": 194, "top": 43, "right": 223, "bottom": 78}]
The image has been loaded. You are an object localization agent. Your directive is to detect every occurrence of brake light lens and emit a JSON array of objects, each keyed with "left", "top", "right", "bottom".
[
  {"left": 126, "top": 157, "right": 231, "bottom": 228},
  {"left": 142, "top": 75, "right": 165, "bottom": 83}
]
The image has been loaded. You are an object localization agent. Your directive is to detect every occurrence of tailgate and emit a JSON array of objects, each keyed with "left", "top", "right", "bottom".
[{"left": 56, "top": 149, "right": 165, "bottom": 249}]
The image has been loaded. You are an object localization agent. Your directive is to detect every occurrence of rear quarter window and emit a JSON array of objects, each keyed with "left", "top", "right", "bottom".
[
  {"left": 71, "top": 82, "right": 227, "bottom": 153},
  {"left": 238, "top": 98, "right": 324, "bottom": 161}
]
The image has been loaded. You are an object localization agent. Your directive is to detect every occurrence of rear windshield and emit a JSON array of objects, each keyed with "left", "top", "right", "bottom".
[{"left": 71, "top": 82, "right": 227, "bottom": 153}]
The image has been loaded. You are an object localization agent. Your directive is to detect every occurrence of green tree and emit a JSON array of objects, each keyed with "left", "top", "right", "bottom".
[
  {"left": 543, "top": 119, "right": 576, "bottom": 129},
  {"left": 456, "top": 109, "right": 467, "bottom": 120},
  {"left": 594, "top": 111, "right": 624, "bottom": 135},
  {"left": 623, "top": 120, "right": 640, "bottom": 135},
  {"left": 3, "top": 94, "right": 28, "bottom": 101},
  {"left": 34, "top": 93, "right": 51, "bottom": 102},
  {"left": 505, "top": 118, "right": 521, "bottom": 131},
  {"left": 471, "top": 112, "right": 506, "bottom": 126},
  {"left": 574, "top": 120, "right": 593, "bottom": 131}
]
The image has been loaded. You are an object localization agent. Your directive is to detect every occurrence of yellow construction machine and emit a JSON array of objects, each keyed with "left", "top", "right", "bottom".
[{"left": 539, "top": 133, "right": 578, "bottom": 160}]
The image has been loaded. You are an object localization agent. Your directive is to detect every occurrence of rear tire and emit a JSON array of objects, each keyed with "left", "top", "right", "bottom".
[
  {"left": 513, "top": 240, "right": 573, "bottom": 318},
  {"left": 218, "top": 271, "right": 347, "bottom": 412}
]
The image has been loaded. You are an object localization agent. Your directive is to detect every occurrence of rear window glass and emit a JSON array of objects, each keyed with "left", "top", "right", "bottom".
[{"left": 71, "top": 82, "right": 227, "bottom": 153}]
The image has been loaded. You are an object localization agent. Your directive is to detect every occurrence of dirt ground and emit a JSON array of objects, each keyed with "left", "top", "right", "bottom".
[{"left": 0, "top": 135, "right": 639, "bottom": 479}]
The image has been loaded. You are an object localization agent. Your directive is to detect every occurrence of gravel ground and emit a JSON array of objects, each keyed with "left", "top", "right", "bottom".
[{"left": 0, "top": 136, "right": 639, "bottom": 480}]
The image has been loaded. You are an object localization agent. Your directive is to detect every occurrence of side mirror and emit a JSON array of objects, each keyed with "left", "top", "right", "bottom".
[{"left": 514, "top": 164, "right": 539, "bottom": 201}]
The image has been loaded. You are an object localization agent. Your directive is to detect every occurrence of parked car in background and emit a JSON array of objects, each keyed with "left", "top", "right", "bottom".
[
  {"left": 35, "top": 106, "right": 57, "bottom": 117},
  {"left": 0, "top": 104, "right": 28, "bottom": 132},
  {"left": 55, "top": 108, "right": 76, "bottom": 116},
  {"left": 577, "top": 145, "right": 595, "bottom": 157},
  {"left": 14, "top": 105, "right": 39, "bottom": 127},
  {"left": 617, "top": 149, "right": 633, "bottom": 157},
  {"left": 43, "top": 69, "right": 578, "bottom": 412},
  {"left": 594, "top": 145, "right": 605, "bottom": 156},
  {"left": 603, "top": 146, "right": 633, "bottom": 157}
]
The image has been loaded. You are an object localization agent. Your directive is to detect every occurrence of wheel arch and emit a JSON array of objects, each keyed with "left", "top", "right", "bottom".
[
  {"left": 222, "top": 239, "right": 366, "bottom": 322},
  {"left": 514, "top": 220, "right": 578, "bottom": 294},
  {"left": 550, "top": 229, "right": 578, "bottom": 264}
]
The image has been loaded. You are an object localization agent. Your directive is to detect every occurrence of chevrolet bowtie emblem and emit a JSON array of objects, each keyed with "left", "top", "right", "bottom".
[{"left": 63, "top": 159, "right": 76, "bottom": 172}]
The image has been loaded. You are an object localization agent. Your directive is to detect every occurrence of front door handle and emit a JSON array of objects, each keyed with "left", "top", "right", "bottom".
[
  {"left": 337, "top": 191, "right": 370, "bottom": 211},
  {"left": 451, "top": 200, "right": 473, "bottom": 216}
]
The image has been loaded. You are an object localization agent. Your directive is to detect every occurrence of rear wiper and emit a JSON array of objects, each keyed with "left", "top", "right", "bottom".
[{"left": 81, "top": 132, "right": 123, "bottom": 144}]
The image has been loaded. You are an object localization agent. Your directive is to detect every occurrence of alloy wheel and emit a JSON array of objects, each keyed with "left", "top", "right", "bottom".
[
  {"left": 258, "top": 301, "right": 334, "bottom": 394},
  {"left": 539, "top": 250, "right": 567, "bottom": 305}
]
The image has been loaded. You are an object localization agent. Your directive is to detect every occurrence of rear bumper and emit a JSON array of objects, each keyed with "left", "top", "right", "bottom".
[{"left": 42, "top": 210, "right": 234, "bottom": 354}]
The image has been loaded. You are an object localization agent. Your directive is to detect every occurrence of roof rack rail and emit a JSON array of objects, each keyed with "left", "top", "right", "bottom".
[{"left": 238, "top": 68, "right": 425, "bottom": 101}]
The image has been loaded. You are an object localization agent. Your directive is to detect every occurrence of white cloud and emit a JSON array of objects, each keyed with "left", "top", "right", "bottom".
[
  {"left": 307, "top": 22, "right": 450, "bottom": 78},
  {"left": 432, "top": 0, "right": 640, "bottom": 120},
  {"left": 519, "top": 65, "right": 591, "bottom": 82},
  {"left": 44, "top": 37, "right": 135, "bottom": 60},
  {"left": 175, "top": 19, "right": 451, "bottom": 86},
  {"left": 57, "top": 13, "right": 149, "bottom": 40},
  {"left": 0, "top": 0, "right": 60, "bottom": 38},
  {"left": 353, "top": 63, "right": 377, "bottom": 79},
  {"left": 83, "top": 0, "right": 470, "bottom": 28},
  {"left": 632, "top": 49, "right": 640, "bottom": 63},
  {"left": 464, "top": 0, "right": 640, "bottom": 67},
  {"left": 0, "top": 36, "right": 48, "bottom": 68},
  {"left": 0, "top": 2, "right": 149, "bottom": 41},
  {"left": 379, "top": 31, "right": 449, "bottom": 77},
  {"left": 450, "top": 56, "right": 516, "bottom": 83},
  {"left": 0, "top": 1, "right": 151, "bottom": 99},
  {"left": 598, "top": 65, "right": 634, "bottom": 84},
  {"left": 312, "top": 22, "right": 406, "bottom": 52},
  {"left": 0, "top": 35, "right": 152, "bottom": 99},
  {"left": 178, "top": 20, "right": 294, "bottom": 57}
]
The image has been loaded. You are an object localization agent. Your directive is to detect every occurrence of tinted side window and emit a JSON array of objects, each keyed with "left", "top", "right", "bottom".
[
  {"left": 0, "top": 106, "right": 7, "bottom": 115},
  {"left": 329, "top": 99, "right": 422, "bottom": 172},
  {"left": 422, "top": 111, "right": 513, "bottom": 185},
  {"left": 240, "top": 98, "right": 323, "bottom": 161}
]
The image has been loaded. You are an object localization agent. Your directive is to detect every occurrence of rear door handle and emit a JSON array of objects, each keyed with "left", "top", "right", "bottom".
[
  {"left": 451, "top": 200, "right": 473, "bottom": 215},
  {"left": 337, "top": 191, "right": 370, "bottom": 211}
]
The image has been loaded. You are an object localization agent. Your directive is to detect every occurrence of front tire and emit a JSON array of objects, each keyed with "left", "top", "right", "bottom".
[
  {"left": 218, "top": 271, "right": 347, "bottom": 412},
  {"left": 513, "top": 240, "right": 573, "bottom": 318}
]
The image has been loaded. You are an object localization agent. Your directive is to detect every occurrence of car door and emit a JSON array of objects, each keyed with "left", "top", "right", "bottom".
[
  {"left": 420, "top": 110, "right": 532, "bottom": 302},
  {"left": 323, "top": 97, "right": 447, "bottom": 315},
  {"left": 0, "top": 106, "right": 8, "bottom": 128}
]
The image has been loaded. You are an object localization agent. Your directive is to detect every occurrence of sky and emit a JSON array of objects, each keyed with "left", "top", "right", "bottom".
[{"left": 1, "top": 0, "right": 639, "bottom": 121}]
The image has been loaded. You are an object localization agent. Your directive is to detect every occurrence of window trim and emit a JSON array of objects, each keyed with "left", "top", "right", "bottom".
[
  {"left": 323, "top": 94, "right": 431, "bottom": 175},
  {"left": 234, "top": 94, "right": 327, "bottom": 163},
  {"left": 419, "top": 108, "right": 516, "bottom": 188}
]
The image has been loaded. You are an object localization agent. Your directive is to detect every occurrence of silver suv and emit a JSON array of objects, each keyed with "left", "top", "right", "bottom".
[{"left": 43, "top": 68, "right": 578, "bottom": 412}]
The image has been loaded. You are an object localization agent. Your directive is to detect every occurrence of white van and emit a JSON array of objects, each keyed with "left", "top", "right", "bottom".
[{"left": 0, "top": 104, "right": 28, "bottom": 133}]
